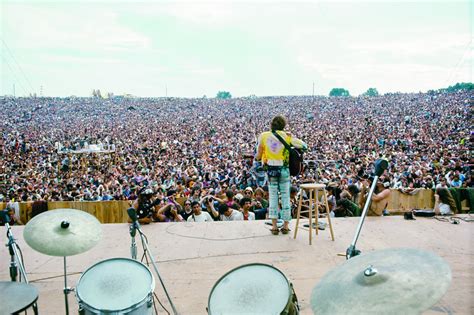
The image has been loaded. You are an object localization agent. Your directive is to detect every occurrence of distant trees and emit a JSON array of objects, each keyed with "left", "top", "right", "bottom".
[
  {"left": 444, "top": 82, "right": 473, "bottom": 92},
  {"left": 216, "top": 91, "right": 232, "bottom": 99},
  {"left": 362, "top": 88, "right": 379, "bottom": 97},
  {"left": 92, "top": 89, "right": 102, "bottom": 98},
  {"left": 329, "top": 88, "right": 350, "bottom": 97},
  {"left": 428, "top": 82, "right": 473, "bottom": 94}
]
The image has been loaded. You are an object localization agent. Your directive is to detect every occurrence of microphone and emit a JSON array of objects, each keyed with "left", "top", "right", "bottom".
[
  {"left": 127, "top": 207, "right": 138, "bottom": 223},
  {"left": 127, "top": 208, "right": 139, "bottom": 260},
  {"left": 1, "top": 210, "right": 11, "bottom": 224},
  {"left": 374, "top": 159, "right": 389, "bottom": 177},
  {"left": 127, "top": 207, "right": 139, "bottom": 238}
]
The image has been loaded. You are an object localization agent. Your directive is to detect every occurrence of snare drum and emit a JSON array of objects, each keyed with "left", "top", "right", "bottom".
[
  {"left": 208, "top": 263, "right": 299, "bottom": 315},
  {"left": 76, "top": 258, "right": 155, "bottom": 314}
]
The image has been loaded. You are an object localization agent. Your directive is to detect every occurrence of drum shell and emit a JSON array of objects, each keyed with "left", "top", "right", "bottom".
[{"left": 76, "top": 258, "right": 155, "bottom": 315}]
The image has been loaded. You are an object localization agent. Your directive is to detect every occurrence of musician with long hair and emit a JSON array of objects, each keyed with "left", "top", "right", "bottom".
[{"left": 255, "top": 115, "right": 307, "bottom": 235}]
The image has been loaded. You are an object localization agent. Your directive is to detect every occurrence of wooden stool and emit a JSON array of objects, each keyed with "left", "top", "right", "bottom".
[{"left": 293, "top": 183, "right": 335, "bottom": 245}]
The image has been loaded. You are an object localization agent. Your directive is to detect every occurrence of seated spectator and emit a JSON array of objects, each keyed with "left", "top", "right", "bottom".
[
  {"left": 157, "top": 204, "right": 183, "bottom": 222},
  {"left": 240, "top": 197, "right": 255, "bottom": 220},
  {"left": 201, "top": 195, "right": 220, "bottom": 220},
  {"left": 187, "top": 201, "right": 214, "bottom": 222},
  {"left": 252, "top": 187, "right": 269, "bottom": 220},
  {"left": 218, "top": 203, "right": 243, "bottom": 221},
  {"left": 180, "top": 199, "right": 193, "bottom": 221},
  {"left": 434, "top": 187, "right": 457, "bottom": 215},
  {"left": 335, "top": 191, "right": 361, "bottom": 217}
]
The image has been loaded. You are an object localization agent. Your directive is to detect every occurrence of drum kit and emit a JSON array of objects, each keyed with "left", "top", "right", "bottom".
[
  {"left": 9, "top": 190, "right": 452, "bottom": 315},
  {"left": 19, "top": 208, "right": 162, "bottom": 315}
]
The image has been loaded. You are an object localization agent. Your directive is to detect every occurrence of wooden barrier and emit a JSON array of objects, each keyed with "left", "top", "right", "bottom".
[{"left": 0, "top": 189, "right": 471, "bottom": 224}]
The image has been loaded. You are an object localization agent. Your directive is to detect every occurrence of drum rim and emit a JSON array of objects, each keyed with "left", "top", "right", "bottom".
[
  {"left": 207, "top": 262, "right": 292, "bottom": 315},
  {"left": 76, "top": 257, "right": 155, "bottom": 312}
]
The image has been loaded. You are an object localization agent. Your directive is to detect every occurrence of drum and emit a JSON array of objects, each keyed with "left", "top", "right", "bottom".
[
  {"left": 76, "top": 258, "right": 155, "bottom": 315},
  {"left": 208, "top": 263, "right": 299, "bottom": 315},
  {"left": 0, "top": 281, "right": 39, "bottom": 314}
]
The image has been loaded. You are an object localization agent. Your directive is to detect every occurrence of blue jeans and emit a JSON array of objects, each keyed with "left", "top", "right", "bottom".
[{"left": 268, "top": 167, "right": 291, "bottom": 221}]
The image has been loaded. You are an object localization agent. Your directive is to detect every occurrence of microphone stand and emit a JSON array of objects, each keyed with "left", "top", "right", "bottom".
[
  {"left": 130, "top": 224, "right": 137, "bottom": 260},
  {"left": 4, "top": 223, "right": 39, "bottom": 314},
  {"left": 346, "top": 175, "right": 379, "bottom": 259},
  {"left": 346, "top": 158, "right": 388, "bottom": 259},
  {"left": 5, "top": 223, "right": 26, "bottom": 282},
  {"left": 134, "top": 222, "right": 179, "bottom": 315}
]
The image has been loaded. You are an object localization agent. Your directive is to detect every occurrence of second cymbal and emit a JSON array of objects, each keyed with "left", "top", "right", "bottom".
[{"left": 311, "top": 248, "right": 451, "bottom": 315}]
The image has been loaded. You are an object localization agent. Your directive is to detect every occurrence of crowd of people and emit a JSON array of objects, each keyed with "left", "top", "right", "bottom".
[{"left": 0, "top": 90, "right": 471, "bottom": 221}]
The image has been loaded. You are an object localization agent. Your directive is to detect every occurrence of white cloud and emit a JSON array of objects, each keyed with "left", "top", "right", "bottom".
[{"left": 2, "top": 4, "right": 151, "bottom": 52}]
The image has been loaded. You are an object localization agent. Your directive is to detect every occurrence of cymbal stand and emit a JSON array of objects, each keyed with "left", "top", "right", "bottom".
[
  {"left": 63, "top": 257, "right": 71, "bottom": 315},
  {"left": 135, "top": 224, "right": 178, "bottom": 315},
  {"left": 63, "top": 256, "right": 74, "bottom": 315},
  {"left": 346, "top": 175, "right": 379, "bottom": 260},
  {"left": 5, "top": 223, "right": 39, "bottom": 314}
]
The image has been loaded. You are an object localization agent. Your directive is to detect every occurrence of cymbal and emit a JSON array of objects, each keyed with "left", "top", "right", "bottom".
[
  {"left": 24, "top": 208, "right": 102, "bottom": 257},
  {"left": 311, "top": 248, "right": 451, "bottom": 315}
]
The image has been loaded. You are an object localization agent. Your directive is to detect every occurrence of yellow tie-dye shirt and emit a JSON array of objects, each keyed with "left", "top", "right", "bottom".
[{"left": 257, "top": 130, "right": 308, "bottom": 167}]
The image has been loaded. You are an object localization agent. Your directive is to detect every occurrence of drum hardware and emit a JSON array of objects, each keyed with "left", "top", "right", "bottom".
[
  {"left": 24, "top": 208, "right": 102, "bottom": 315},
  {"left": 311, "top": 248, "right": 452, "bottom": 314},
  {"left": 4, "top": 222, "right": 39, "bottom": 314},
  {"left": 346, "top": 159, "right": 388, "bottom": 259},
  {"left": 127, "top": 207, "right": 179, "bottom": 315}
]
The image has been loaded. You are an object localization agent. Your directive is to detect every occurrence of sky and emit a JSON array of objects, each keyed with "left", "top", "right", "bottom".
[{"left": 0, "top": 0, "right": 472, "bottom": 97}]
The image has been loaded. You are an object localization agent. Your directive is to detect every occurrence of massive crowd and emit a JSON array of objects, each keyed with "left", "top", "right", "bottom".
[{"left": 0, "top": 90, "right": 471, "bottom": 220}]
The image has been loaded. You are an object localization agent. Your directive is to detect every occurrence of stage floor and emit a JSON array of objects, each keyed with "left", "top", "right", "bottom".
[{"left": 1, "top": 216, "right": 473, "bottom": 314}]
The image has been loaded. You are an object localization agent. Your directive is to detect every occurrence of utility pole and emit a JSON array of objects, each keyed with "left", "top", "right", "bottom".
[
  {"left": 40, "top": 85, "right": 43, "bottom": 97},
  {"left": 13, "top": 84, "right": 15, "bottom": 97},
  {"left": 312, "top": 82, "right": 315, "bottom": 98},
  {"left": 165, "top": 85, "right": 168, "bottom": 97}
]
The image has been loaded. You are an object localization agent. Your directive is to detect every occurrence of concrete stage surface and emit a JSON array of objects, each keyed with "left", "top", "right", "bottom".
[{"left": 1, "top": 216, "right": 473, "bottom": 314}]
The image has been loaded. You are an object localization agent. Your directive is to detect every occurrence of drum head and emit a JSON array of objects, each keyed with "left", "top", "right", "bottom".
[
  {"left": 77, "top": 258, "right": 154, "bottom": 312},
  {"left": 208, "top": 263, "right": 291, "bottom": 315}
]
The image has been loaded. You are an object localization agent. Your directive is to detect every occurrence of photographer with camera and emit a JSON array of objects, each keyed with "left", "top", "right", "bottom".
[
  {"left": 201, "top": 195, "right": 220, "bottom": 220},
  {"left": 156, "top": 204, "right": 184, "bottom": 222},
  {"left": 130, "top": 188, "right": 161, "bottom": 224}
]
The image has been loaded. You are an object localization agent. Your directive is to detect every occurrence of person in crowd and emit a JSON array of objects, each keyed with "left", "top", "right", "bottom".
[
  {"left": 157, "top": 203, "right": 184, "bottom": 222},
  {"left": 240, "top": 197, "right": 256, "bottom": 220},
  {"left": 252, "top": 187, "right": 269, "bottom": 219},
  {"left": 218, "top": 203, "right": 243, "bottom": 221},
  {"left": 434, "top": 187, "right": 457, "bottom": 215},
  {"left": 186, "top": 201, "right": 214, "bottom": 222},
  {"left": 255, "top": 115, "right": 308, "bottom": 235},
  {"left": 130, "top": 188, "right": 160, "bottom": 224},
  {"left": 180, "top": 199, "right": 193, "bottom": 221}
]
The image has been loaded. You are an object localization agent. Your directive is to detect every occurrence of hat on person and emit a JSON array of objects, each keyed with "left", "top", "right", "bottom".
[
  {"left": 244, "top": 187, "right": 253, "bottom": 193},
  {"left": 234, "top": 193, "right": 244, "bottom": 201}
]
